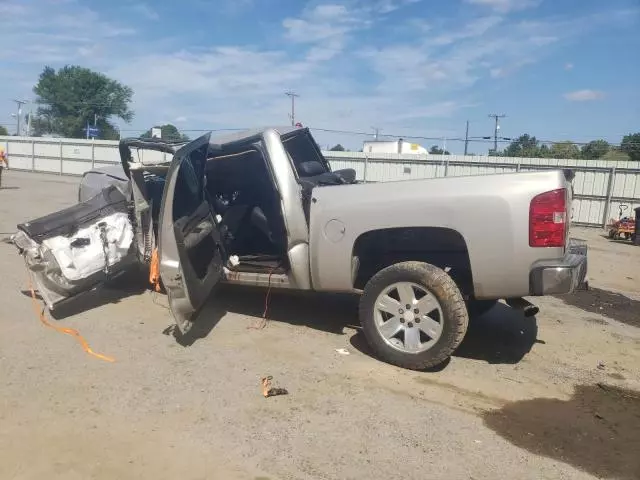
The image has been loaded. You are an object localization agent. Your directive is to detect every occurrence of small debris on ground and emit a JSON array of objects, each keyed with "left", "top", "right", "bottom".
[
  {"left": 261, "top": 376, "right": 288, "bottom": 398},
  {"left": 335, "top": 348, "right": 350, "bottom": 355}
]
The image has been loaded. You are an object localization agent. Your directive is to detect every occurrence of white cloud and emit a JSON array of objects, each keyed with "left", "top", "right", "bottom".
[
  {"left": 131, "top": 4, "right": 160, "bottom": 21},
  {"left": 490, "top": 59, "right": 535, "bottom": 78},
  {"left": 360, "top": 5, "right": 627, "bottom": 96},
  {"left": 0, "top": 0, "right": 632, "bottom": 149},
  {"left": 406, "top": 18, "right": 432, "bottom": 33},
  {"left": 313, "top": 4, "right": 349, "bottom": 18},
  {"left": 564, "top": 90, "right": 605, "bottom": 101},
  {"left": 370, "top": 0, "right": 422, "bottom": 14},
  {"left": 464, "top": 0, "right": 541, "bottom": 13},
  {"left": 282, "top": 3, "right": 363, "bottom": 48},
  {"left": 282, "top": 1, "right": 423, "bottom": 61},
  {"left": 564, "top": 62, "right": 574, "bottom": 70},
  {"left": 431, "top": 15, "right": 503, "bottom": 45}
]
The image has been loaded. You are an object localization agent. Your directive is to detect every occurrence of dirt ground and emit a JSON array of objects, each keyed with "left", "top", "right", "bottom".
[{"left": 1, "top": 171, "right": 639, "bottom": 480}]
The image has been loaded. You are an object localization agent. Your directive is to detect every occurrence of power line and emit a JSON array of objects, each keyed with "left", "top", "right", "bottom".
[
  {"left": 6, "top": 116, "right": 638, "bottom": 147},
  {"left": 307, "top": 126, "right": 633, "bottom": 147}
]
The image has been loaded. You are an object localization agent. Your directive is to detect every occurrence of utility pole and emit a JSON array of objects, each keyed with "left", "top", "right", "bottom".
[
  {"left": 12, "top": 99, "right": 27, "bottom": 136},
  {"left": 464, "top": 120, "right": 469, "bottom": 155},
  {"left": 371, "top": 127, "right": 381, "bottom": 140},
  {"left": 488, "top": 114, "right": 506, "bottom": 153},
  {"left": 27, "top": 103, "right": 33, "bottom": 136},
  {"left": 285, "top": 91, "right": 299, "bottom": 127}
]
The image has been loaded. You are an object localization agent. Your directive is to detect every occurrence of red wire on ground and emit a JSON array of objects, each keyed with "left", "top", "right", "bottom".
[{"left": 248, "top": 266, "right": 277, "bottom": 330}]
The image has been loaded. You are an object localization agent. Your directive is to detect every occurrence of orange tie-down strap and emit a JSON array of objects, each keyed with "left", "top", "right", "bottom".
[
  {"left": 149, "top": 248, "right": 162, "bottom": 292},
  {"left": 27, "top": 272, "right": 115, "bottom": 363}
]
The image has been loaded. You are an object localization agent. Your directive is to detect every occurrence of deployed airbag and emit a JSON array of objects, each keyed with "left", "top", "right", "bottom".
[
  {"left": 13, "top": 186, "right": 137, "bottom": 310},
  {"left": 18, "top": 185, "right": 129, "bottom": 242}
]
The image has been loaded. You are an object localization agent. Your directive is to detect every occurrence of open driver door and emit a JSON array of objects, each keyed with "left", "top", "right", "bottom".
[{"left": 158, "top": 133, "right": 225, "bottom": 334}]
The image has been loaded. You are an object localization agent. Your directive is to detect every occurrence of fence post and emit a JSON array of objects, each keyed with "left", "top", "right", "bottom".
[
  {"left": 516, "top": 161, "right": 521, "bottom": 173},
  {"left": 91, "top": 140, "right": 95, "bottom": 169},
  {"left": 444, "top": 155, "right": 450, "bottom": 177},
  {"left": 363, "top": 154, "right": 369, "bottom": 182},
  {"left": 31, "top": 139, "right": 35, "bottom": 171},
  {"left": 602, "top": 167, "right": 616, "bottom": 228},
  {"left": 59, "top": 139, "right": 63, "bottom": 175}
]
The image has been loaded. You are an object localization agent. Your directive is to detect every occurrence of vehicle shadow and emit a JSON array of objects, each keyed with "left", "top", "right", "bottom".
[
  {"left": 177, "top": 287, "right": 539, "bottom": 370},
  {"left": 22, "top": 269, "right": 149, "bottom": 320},
  {"left": 171, "top": 285, "right": 361, "bottom": 346},
  {"left": 348, "top": 303, "right": 539, "bottom": 369},
  {"left": 454, "top": 303, "right": 539, "bottom": 364}
]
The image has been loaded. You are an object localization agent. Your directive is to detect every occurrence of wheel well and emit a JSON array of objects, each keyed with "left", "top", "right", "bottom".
[{"left": 352, "top": 227, "right": 474, "bottom": 296}]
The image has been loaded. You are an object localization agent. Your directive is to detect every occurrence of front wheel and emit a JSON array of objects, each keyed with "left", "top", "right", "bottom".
[{"left": 359, "top": 262, "right": 469, "bottom": 370}]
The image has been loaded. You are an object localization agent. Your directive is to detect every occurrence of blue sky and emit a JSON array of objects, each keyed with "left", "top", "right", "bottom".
[{"left": 1, "top": 0, "right": 639, "bottom": 152}]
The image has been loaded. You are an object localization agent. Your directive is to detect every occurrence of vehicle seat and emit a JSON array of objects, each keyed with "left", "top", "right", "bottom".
[{"left": 297, "top": 161, "right": 357, "bottom": 221}]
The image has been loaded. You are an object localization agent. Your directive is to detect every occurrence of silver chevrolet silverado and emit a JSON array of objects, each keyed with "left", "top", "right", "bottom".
[{"left": 12, "top": 127, "right": 587, "bottom": 370}]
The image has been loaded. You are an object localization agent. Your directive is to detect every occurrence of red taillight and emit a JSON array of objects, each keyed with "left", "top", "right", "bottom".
[{"left": 529, "top": 188, "right": 567, "bottom": 247}]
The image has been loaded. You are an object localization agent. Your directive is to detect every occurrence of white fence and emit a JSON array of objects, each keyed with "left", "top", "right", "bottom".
[{"left": 3, "top": 135, "right": 640, "bottom": 228}]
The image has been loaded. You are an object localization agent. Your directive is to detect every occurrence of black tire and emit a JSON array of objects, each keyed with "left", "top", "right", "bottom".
[
  {"left": 466, "top": 299, "right": 498, "bottom": 319},
  {"left": 359, "top": 261, "right": 469, "bottom": 370},
  {"left": 608, "top": 229, "right": 615, "bottom": 239}
]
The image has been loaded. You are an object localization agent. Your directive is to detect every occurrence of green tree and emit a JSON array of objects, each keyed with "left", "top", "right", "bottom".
[
  {"left": 538, "top": 144, "right": 551, "bottom": 158},
  {"left": 621, "top": 132, "right": 640, "bottom": 161},
  {"left": 141, "top": 124, "right": 190, "bottom": 142},
  {"left": 33, "top": 66, "right": 133, "bottom": 139},
  {"left": 329, "top": 143, "right": 346, "bottom": 151},
  {"left": 504, "top": 134, "right": 541, "bottom": 157},
  {"left": 429, "top": 145, "right": 450, "bottom": 155},
  {"left": 550, "top": 141, "right": 580, "bottom": 159},
  {"left": 581, "top": 139, "right": 610, "bottom": 159},
  {"left": 0, "top": 125, "right": 9, "bottom": 136}
]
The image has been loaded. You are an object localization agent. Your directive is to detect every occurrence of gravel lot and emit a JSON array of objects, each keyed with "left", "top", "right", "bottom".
[{"left": 1, "top": 171, "right": 639, "bottom": 480}]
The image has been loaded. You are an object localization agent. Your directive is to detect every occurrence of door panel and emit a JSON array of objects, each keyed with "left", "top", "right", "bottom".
[
  {"left": 14, "top": 185, "right": 137, "bottom": 311},
  {"left": 158, "top": 133, "right": 224, "bottom": 334}
]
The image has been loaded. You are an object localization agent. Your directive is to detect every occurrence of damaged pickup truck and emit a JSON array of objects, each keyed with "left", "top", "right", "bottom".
[{"left": 12, "top": 127, "right": 587, "bottom": 370}]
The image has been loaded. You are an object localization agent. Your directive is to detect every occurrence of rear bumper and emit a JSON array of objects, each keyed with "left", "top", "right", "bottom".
[{"left": 529, "top": 238, "right": 588, "bottom": 296}]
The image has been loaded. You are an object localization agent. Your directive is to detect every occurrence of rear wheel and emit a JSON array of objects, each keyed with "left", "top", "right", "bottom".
[{"left": 359, "top": 261, "right": 469, "bottom": 370}]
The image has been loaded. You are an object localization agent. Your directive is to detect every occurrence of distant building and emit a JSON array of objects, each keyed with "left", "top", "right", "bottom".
[{"left": 362, "top": 138, "right": 428, "bottom": 155}]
